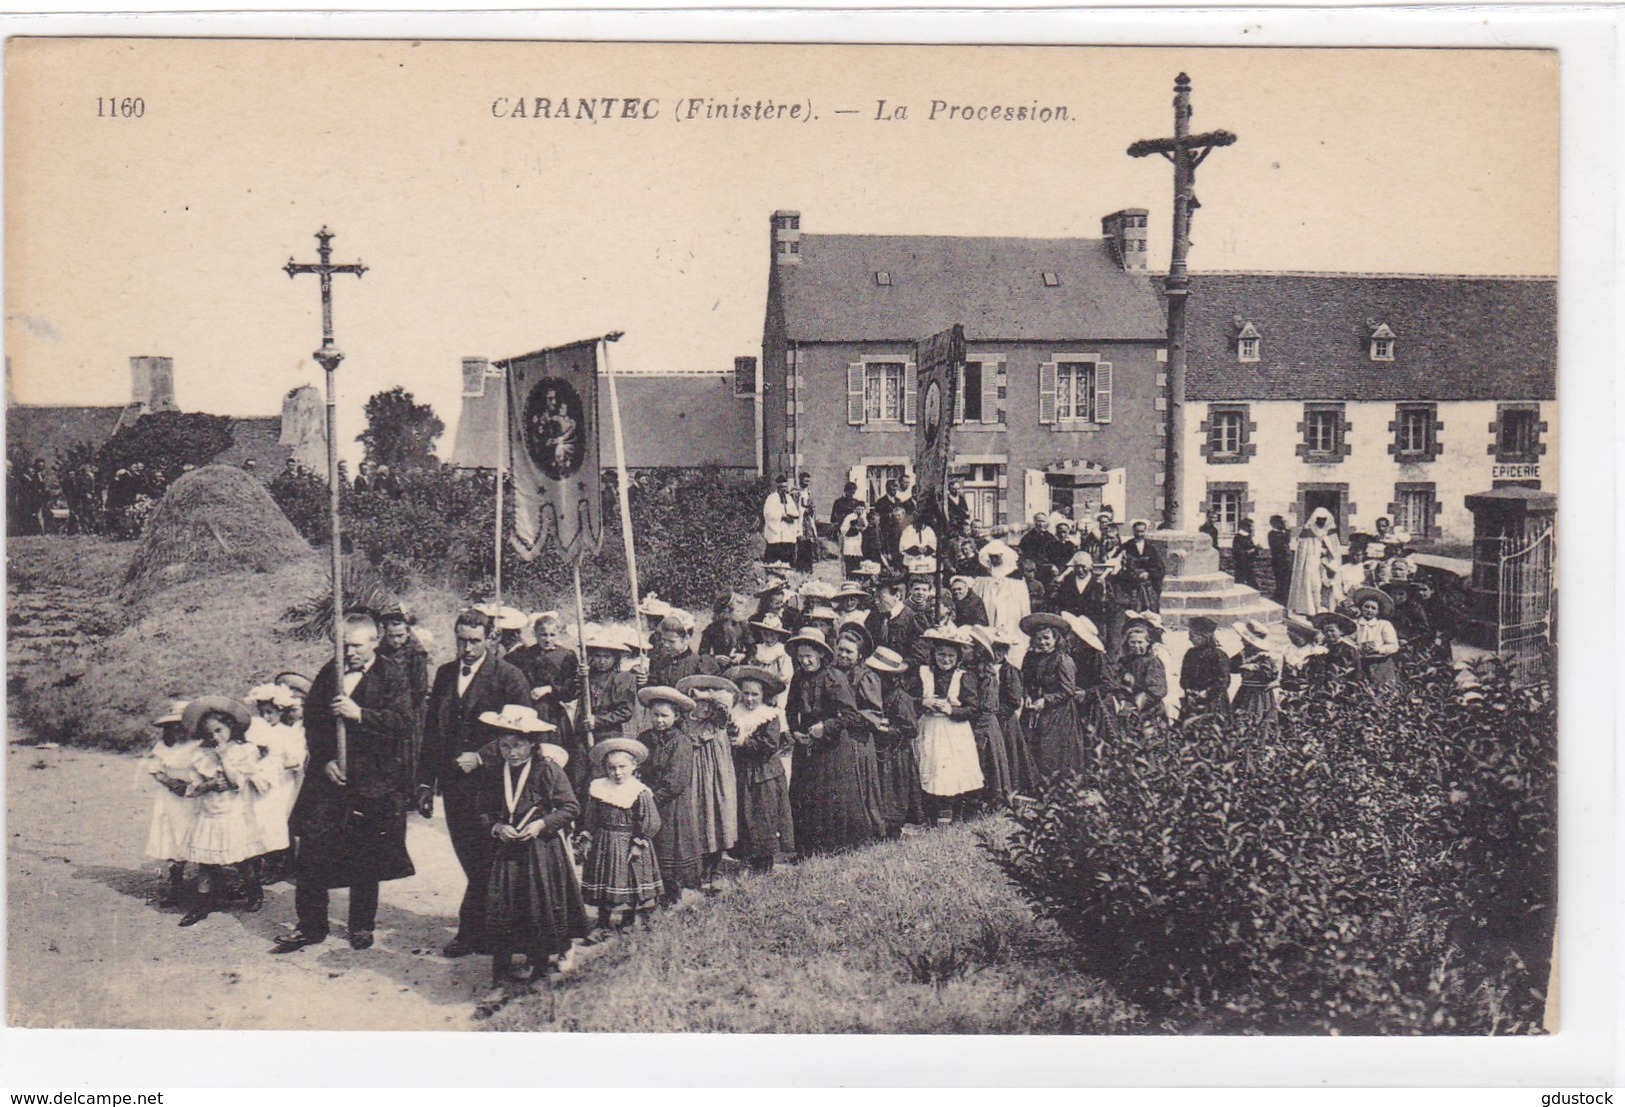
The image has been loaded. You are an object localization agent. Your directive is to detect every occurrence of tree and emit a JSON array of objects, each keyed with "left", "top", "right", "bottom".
[
  {"left": 96, "top": 411, "right": 235, "bottom": 488},
  {"left": 357, "top": 387, "right": 444, "bottom": 471}
]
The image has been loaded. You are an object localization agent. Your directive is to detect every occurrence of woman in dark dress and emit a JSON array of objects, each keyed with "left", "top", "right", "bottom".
[
  {"left": 1229, "top": 619, "right": 1281, "bottom": 726},
  {"left": 986, "top": 630, "right": 1036, "bottom": 797},
  {"left": 723, "top": 666, "right": 795, "bottom": 870},
  {"left": 857, "top": 647, "right": 925, "bottom": 838},
  {"left": 476, "top": 713, "right": 588, "bottom": 986},
  {"left": 1231, "top": 518, "right": 1261, "bottom": 589},
  {"left": 786, "top": 627, "right": 885, "bottom": 855},
  {"left": 963, "top": 626, "right": 1015, "bottom": 809},
  {"left": 636, "top": 686, "right": 701, "bottom": 903},
  {"left": 1018, "top": 613, "right": 1086, "bottom": 782}
]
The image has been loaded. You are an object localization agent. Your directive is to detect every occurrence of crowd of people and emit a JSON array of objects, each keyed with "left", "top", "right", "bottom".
[{"left": 140, "top": 471, "right": 1456, "bottom": 990}]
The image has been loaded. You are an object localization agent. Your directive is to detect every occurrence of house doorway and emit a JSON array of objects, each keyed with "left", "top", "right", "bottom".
[{"left": 1298, "top": 484, "right": 1350, "bottom": 535}]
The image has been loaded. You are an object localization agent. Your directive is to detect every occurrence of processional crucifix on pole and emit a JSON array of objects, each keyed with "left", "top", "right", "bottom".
[
  {"left": 285, "top": 227, "right": 367, "bottom": 776},
  {"left": 1128, "top": 73, "right": 1236, "bottom": 532}
]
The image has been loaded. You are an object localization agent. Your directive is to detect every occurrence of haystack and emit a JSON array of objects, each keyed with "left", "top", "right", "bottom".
[{"left": 123, "top": 464, "right": 313, "bottom": 601}]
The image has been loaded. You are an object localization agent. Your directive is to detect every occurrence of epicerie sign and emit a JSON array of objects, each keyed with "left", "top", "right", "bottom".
[{"left": 1492, "top": 462, "right": 1541, "bottom": 481}]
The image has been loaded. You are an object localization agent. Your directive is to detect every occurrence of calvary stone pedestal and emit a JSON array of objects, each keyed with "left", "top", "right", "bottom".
[{"left": 1148, "top": 530, "right": 1283, "bottom": 631}]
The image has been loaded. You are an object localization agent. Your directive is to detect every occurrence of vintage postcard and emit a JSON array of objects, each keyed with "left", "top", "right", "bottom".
[{"left": 5, "top": 35, "right": 1567, "bottom": 1052}]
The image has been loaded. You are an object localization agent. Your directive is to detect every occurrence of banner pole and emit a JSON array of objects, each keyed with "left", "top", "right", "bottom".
[
  {"left": 601, "top": 333, "right": 647, "bottom": 654},
  {"left": 572, "top": 560, "right": 596, "bottom": 745},
  {"left": 494, "top": 364, "right": 505, "bottom": 609}
]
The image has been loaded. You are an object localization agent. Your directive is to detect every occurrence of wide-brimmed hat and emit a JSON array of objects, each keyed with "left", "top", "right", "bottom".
[
  {"left": 864, "top": 647, "right": 910, "bottom": 675},
  {"left": 637, "top": 595, "right": 676, "bottom": 620},
  {"left": 1233, "top": 619, "right": 1274, "bottom": 651},
  {"left": 978, "top": 539, "right": 1019, "bottom": 578},
  {"left": 786, "top": 625, "right": 835, "bottom": 658},
  {"left": 800, "top": 580, "right": 838, "bottom": 601},
  {"left": 919, "top": 626, "right": 969, "bottom": 651},
  {"left": 182, "top": 696, "right": 252, "bottom": 737},
  {"left": 1128, "top": 518, "right": 1153, "bottom": 531},
  {"left": 582, "top": 625, "right": 632, "bottom": 652},
  {"left": 723, "top": 665, "right": 786, "bottom": 699},
  {"left": 589, "top": 736, "right": 650, "bottom": 767},
  {"left": 851, "top": 561, "right": 882, "bottom": 578},
  {"left": 536, "top": 743, "right": 569, "bottom": 768},
  {"left": 273, "top": 672, "right": 311, "bottom": 698},
  {"left": 963, "top": 625, "right": 1000, "bottom": 660},
  {"left": 989, "top": 625, "right": 1023, "bottom": 648},
  {"left": 478, "top": 704, "right": 557, "bottom": 734},
  {"left": 1349, "top": 587, "right": 1394, "bottom": 617},
  {"left": 636, "top": 685, "right": 696, "bottom": 713},
  {"left": 835, "top": 581, "right": 871, "bottom": 601},
  {"left": 1056, "top": 613, "right": 1105, "bottom": 654},
  {"left": 752, "top": 577, "right": 790, "bottom": 597},
  {"left": 1312, "top": 611, "right": 1357, "bottom": 636},
  {"left": 1019, "top": 611, "right": 1072, "bottom": 638},
  {"left": 492, "top": 606, "right": 527, "bottom": 632},
  {"left": 748, "top": 612, "right": 790, "bottom": 638},
  {"left": 676, "top": 674, "right": 740, "bottom": 702},
  {"left": 833, "top": 618, "right": 873, "bottom": 656},
  {"left": 152, "top": 700, "right": 191, "bottom": 727},
  {"left": 620, "top": 626, "right": 654, "bottom": 652},
  {"left": 802, "top": 603, "right": 838, "bottom": 623}
]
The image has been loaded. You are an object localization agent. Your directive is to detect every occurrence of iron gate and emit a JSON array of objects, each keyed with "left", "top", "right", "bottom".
[{"left": 1496, "top": 525, "right": 1555, "bottom": 687}]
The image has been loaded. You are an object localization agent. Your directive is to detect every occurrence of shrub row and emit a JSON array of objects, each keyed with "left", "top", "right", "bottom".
[{"left": 999, "top": 651, "right": 1556, "bottom": 1034}]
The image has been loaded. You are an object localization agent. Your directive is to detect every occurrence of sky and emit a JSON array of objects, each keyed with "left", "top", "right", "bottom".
[{"left": 6, "top": 41, "right": 1557, "bottom": 463}]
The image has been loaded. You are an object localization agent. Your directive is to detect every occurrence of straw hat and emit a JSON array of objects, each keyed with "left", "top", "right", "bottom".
[
  {"left": 1128, "top": 518, "right": 1153, "bottom": 531},
  {"left": 637, "top": 595, "right": 676, "bottom": 620},
  {"left": 589, "top": 737, "right": 649, "bottom": 767},
  {"left": 1057, "top": 613, "right": 1104, "bottom": 654},
  {"left": 1312, "top": 611, "right": 1357, "bottom": 636},
  {"left": 582, "top": 625, "right": 632, "bottom": 653},
  {"left": 749, "top": 612, "right": 790, "bottom": 638},
  {"left": 152, "top": 700, "right": 190, "bottom": 727},
  {"left": 752, "top": 577, "right": 790, "bottom": 597},
  {"left": 723, "top": 665, "right": 786, "bottom": 699},
  {"left": 273, "top": 672, "right": 311, "bottom": 697},
  {"left": 835, "top": 581, "right": 871, "bottom": 601},
  {"left": 478, "top": 704, "right": 557, "bottom": 734},
  {"left": 919, "top": 626, "right": 969, "bottom": 650},
  {"left": 1233, "top": 619, "right": 1273, "bottom": 651},
  {"left": 1019, "top": 611, "right": 1072, "bottom": 638},
  {"left": 786, "top": 625, "right": 835, "bottom": 658},
  {"left": 963, "top": 625, "right": 998, "bottom": 660},
  {"left": 802, "top": 603, "right": 838, "bottom": 624},
  {"left": 800, "top": 580, "right": 838, "bottom": 601},
  {"left": 620, "top": 626, "right": 654, "bottom": 652},
  {"left": 182, "top": 696, "right": 252, "bottom": 737},
  {"left": 676, "top": 674, "right": 740, "bottom": 702},
  {"left": 978, "top": 539, "right": 1019, "bottom": 578},
  {"left": 851, "top": 560, "right": 882, "bottom": 578},
  {"left": 1349, "top": 586, "right": 1394, "bottom": 618},
  {"left": 864, "top": 647, "right": 910, "bottom": 675},
  {"left": 636, "top": 685, "right": 696, "bottom": 713},
  {"left": 493, "top": 607, "right": 527, "bottom": 632},
  {"left": 539, "top": 743, "right": 570, "bottom": 768}
]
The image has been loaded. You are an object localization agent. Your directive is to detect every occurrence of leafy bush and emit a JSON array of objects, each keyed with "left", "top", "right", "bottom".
[
  {"left": 96, "top": 411, "right": 235, "bottom": 486},
  {"left": 1000, "top": 655, "right": 1555, "bottom": 1034},
  {"left": 275, "top": 465, "right": 769, "bottom": 617}
]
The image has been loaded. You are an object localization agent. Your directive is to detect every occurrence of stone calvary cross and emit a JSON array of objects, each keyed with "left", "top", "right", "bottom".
[
  {"left": 1128, "top": 73, "right": 1236, "bottom": 532},
  {"left": 285, "top": 227, "right": 366, "bottom": 776}
]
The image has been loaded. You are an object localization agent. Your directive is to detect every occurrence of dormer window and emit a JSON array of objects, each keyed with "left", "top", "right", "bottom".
[
  {"left": 1234, "top": 320, "right": 1261, "bottom": 363},
  {"left": 1368, "top": 322, "right": 1396, "bottom": 361},
  {"left": 1042, "top": 271, "right": 1059, "bottom": 287},
  {"left": 874, "top": 271, "right": 891, "bottom": 286}
]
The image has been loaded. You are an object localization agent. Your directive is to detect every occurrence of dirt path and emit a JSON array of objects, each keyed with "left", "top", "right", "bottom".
[{"left": 7, "top": 742, "right": 498, "bottom": 1030}]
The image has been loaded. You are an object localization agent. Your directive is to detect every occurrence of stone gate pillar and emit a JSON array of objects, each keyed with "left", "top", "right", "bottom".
[{"left": 1460, "top": 487, "right": 1557, "bottom": 650}]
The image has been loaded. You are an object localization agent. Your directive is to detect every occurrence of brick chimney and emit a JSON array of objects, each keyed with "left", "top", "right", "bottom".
[
  {"left": 772, "top": 210, "right": 801, "bottom": 266},
  {"left": 129, "top": 356, "right": 177, "bottom": 413},
  {"left": 1101, "top": 209, "right": 1149, "bottom": 271}
]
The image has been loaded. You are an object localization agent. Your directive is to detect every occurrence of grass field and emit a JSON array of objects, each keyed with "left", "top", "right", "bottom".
[{"left": 488, "top": 819, "right": 1143, "bottom": 1035}]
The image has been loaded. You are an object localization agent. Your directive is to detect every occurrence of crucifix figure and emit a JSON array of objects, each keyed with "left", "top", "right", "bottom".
[
  {"left": 285, "top": 226, "right": 366, "bottom": 774},
  {"left": 1129, "top": 73, "right": 1236, "bottom": 532}
]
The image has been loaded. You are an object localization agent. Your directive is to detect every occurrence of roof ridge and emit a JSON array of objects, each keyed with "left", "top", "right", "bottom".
[
  {"left": 1190, "top": 270, "right": 1555, "bottom": 282},
  {"left": 800, "top": 232, "right": 1111, "bottom": 244}
]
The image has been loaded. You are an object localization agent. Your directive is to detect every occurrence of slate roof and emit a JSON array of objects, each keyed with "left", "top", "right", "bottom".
[
  {"left": 209, "top": 417, "right": 294, "bottom": 477},
  {"left": 451, "top": 373, "right": 755, "bottom": 471},
  {"left": 1186, "top": 273, "right": 1556, "bottom": 402},
  {"left": 6, "top": 404, "right": 124, "bottom": 466},
  {"left": 778, "top": 235, "right": 1167, "bottom": 342}
]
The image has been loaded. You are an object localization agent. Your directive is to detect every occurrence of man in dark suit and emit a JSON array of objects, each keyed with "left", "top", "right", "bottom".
[
  {"left": 1120, "top": 519, "right": 1168, "bottom": 613},
  {"left": 864, "top": 576, "right": 920, "bottom": 662},
  {"left": 414, "top": 609, "right": 529, "bottom": 958},
  {"left": 276, "top": 614, "right": 416, "bottom": 954}
]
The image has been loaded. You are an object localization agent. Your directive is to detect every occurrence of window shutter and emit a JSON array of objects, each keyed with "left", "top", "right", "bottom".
[
  {"left": 981, "top": 360, "right": 1000, "bottom": 424},
  {"left": 953, "top": 365, "right": 966, "bottom": 426},
  {"left": 847, "top": 363, "right": 866, "bottom": 426},
  {"left": 1023, "top": 468, "right": 1050, "bottom": 520},
  {"left": 1038, "top": 362, "right": 1057, "bottom": 425},
  {"left": 903, "top": 361, "right": 919, "bottom": 425},
  {"left": 1094, "top": 362, "right": 1113, "bottom": 424},
  {"left": 996, "top": 359, "right": 1008, "bottom": 424}
]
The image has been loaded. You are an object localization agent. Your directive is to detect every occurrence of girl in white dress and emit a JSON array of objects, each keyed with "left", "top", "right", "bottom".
[
  {"left": 142, "top": 700, "right": 199, "bottom": 908},
  {"left": 180, "top": 697, "right": 268, "bottom": 927},
  {"left": 246, "top": 683, "right": 307, "bottom": 882},
  {"left": 913, "top": 628, "right": 985, "bottom": 824}
]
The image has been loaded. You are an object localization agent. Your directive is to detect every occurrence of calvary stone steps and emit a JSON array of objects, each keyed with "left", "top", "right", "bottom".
[{"left": 1148, "top": 530, "right": 1283, "bottom": 631}]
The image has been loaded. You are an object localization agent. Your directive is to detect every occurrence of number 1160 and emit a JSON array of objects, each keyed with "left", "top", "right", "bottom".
[{"left": 97, "top": 97, "right": 145, "bottom": 118}]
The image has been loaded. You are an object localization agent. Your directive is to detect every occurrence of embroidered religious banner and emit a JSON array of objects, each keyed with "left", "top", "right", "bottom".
[
  {"left": 499, "top": 338, "right": 604, "bottom": 563},
  {"left": 913, "top": 322, "right": 964, "bottom": 531}
]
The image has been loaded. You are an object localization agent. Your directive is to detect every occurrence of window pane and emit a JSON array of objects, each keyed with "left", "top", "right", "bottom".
[
  {"left": 1056, "top": 364, "right": 1073, "bottom": 420},
  {"left": 962, "top": 363, "right": 982, "bottom": 422}
]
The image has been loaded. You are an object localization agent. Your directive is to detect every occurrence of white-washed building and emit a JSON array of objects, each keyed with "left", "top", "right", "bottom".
[{"left": 1180, "top": 273, "right": 1556, "bottom": 546}]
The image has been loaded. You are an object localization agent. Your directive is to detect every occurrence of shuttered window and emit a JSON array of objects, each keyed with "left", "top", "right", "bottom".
[
  {"left": 847, "top": 362, "right": 867, "bottom": 425},
  {"left": 1038, "top": 362, "right": 1058, "bottom": 425},
  {"left": 862, "top": 362, "right": 905, "bottom": 423},
  {"left": 958, "top": 362, "right": 982, "bottom": 423},
  {"left": 903, "top": 362, "right": 919, "bottom": 425},
  {"left": 1094, "top": 362, "right": 1113, "bottom": 424}
]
